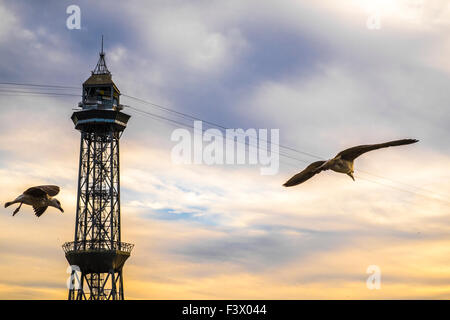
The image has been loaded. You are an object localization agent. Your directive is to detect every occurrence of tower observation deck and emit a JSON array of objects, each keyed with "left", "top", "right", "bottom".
[{"left": 63, "top": 39, "right": 133, "bottom": 300}]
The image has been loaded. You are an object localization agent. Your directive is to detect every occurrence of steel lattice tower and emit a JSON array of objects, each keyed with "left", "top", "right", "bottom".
[{"left": 63, "top": 39, "right": 133, "bottom": 300}]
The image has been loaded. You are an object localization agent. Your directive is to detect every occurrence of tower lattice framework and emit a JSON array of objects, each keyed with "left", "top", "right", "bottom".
[{"left": 63, "top": 40, "right": 133, "bottom": 300}]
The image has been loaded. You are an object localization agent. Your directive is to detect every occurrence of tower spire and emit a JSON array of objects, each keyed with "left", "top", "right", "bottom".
[{"left": 92, "top": 35, "right": 110, "bottom": 75}]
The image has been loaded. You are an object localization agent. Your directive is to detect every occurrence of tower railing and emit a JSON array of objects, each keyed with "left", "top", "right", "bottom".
[{"left": 62, "top": 240, "right": 134, "bottom": 253}]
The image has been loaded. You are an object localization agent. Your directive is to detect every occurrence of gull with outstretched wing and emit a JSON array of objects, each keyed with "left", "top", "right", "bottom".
[
  {"left": 4, "top": 185, "right": 64, "bottom": 217},
  {"left": 283, "top": 139, "right": 418, "bottom": 187}
]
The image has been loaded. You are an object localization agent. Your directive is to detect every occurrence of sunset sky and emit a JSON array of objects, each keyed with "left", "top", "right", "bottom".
[{"left": 0, "top": 0, "right": 449, "bottom": 299}]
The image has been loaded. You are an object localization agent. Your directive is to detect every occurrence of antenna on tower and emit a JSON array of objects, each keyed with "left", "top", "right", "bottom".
[{"left": 92, "top": 35, "right": 110, "bottom": 75}]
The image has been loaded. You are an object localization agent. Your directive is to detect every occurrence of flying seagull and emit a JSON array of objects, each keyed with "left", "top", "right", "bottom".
[
  {"left": 4, "top": 185, "right": 64, "bottom": 217},
  {"left": 283, "top": 139, "right": 418, "bottom": 187}
]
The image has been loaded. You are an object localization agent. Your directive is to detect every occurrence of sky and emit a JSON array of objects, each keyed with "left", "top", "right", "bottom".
[{"left": 0, "top": 0, "right": 449, "bottom": 299}]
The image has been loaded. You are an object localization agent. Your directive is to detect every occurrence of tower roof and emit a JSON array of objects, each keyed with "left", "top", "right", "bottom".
[{"left": 83, "top": 36, "right": 120, "bottom": 93}]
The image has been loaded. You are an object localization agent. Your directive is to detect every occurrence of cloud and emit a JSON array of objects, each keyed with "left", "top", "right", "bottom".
[
  {"left": 0, "top": 4, "right": 17, "bottom": 43},
  {"left": 0, "top": 0, "right": 449, "bottom": 299}
]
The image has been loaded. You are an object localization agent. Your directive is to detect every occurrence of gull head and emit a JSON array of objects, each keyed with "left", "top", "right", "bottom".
[{"left": 50, "top": 198, "right": 64, "bottom": 213}]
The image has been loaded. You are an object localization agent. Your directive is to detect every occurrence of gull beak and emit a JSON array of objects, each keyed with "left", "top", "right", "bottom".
[
  {"left": 59, "top": 206, "right": 64, "bottom": 213},
  {"left": 347, "top": 172, "right": 355, "bottom": 181}
]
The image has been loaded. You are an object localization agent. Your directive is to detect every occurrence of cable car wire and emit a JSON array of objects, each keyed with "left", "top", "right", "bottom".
[{"left": 0, "top": 82, "right": 448, "bottom": 203}]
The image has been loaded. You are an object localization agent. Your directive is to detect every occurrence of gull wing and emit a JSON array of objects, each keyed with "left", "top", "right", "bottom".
[
  {"left": 33, "top": 206, "right": 48, "bottom": 217},
  {"left": 336, "top": 139, "right": 418, "bottom": 161},
  {"left": 283, "top": 161, "right": 326, "bottom": 187},
  {"left": 24, "top": 185, "right": 60, "bottom": 197}
]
